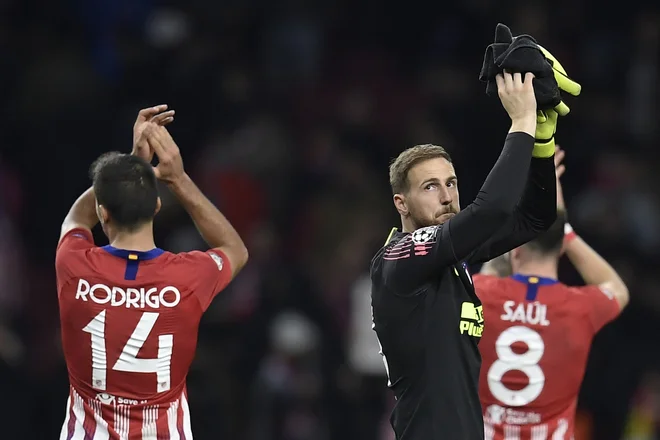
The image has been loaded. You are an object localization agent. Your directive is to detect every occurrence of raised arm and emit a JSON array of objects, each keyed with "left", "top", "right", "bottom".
[
  {"left": 381, "top": 72, "right": 537, "bottom": 289},
  {"left": 143, "top": 123, "right": 249, "bottom": 279},
  {"left": 59, "top": 186, "right": 98, "bottom": 242},
  {"left": 467, "top": 150, "right": 557, "bottom": 264},
  {"left": 558, "top": 165, "right": 629, "bottom": 309},
  {"left": 59, "top": 106, "right": 176, "bottom": 243}
]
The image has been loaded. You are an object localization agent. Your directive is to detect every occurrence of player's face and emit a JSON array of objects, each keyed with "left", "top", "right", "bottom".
[{"left": 396, "top": 157, "right": 460, "bottom": 229}]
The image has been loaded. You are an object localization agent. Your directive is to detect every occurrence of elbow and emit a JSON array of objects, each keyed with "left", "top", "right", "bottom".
[
  {"left": 481, "top": 199, "right": 516, "bottom": 224},
  {"left": 234, "top": 244, "right": 250, "bottom": 273},
  {"left": 616, "top": 284, "right": 630, "bottom": 310}
]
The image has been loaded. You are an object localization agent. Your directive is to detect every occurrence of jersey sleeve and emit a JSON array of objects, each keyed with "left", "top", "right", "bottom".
[
  {"left": 180, "top": 249, "right": 233, "bottom": 311},
  {"left": 576, "top": 285, "right": 622, "bottom": 334},
  {"left": 379, "top": 133, "right": 541, "bottom": 293},
  {"left": 55, "top": 228, "right": 95, "bottom": 291}
]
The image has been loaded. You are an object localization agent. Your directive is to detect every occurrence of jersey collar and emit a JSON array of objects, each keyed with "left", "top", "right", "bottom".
[
  {"left": 101, "top": 245, "right": 164, "bottom": 261},
  {"left": 511, "top": 273, "right": 559, "bottom": 286}
]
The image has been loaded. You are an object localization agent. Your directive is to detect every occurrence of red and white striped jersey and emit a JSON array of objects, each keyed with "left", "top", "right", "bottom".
[
  {"left": 60, "top": 387, "right": 193, "bottom": 440},
  {"left": 474, "top": 273, "right": 621, "bottom": 440},
  {"left": 56, "top": 229, "right": 233, "bottom": 439}
]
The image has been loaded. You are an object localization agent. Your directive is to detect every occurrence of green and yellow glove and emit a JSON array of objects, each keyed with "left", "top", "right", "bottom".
[
  {"left": 538, "top": 45, "right": 582, "bottom": 116},
  {"left": 533, "top": 109, "right": 558, "bottom": 158}
]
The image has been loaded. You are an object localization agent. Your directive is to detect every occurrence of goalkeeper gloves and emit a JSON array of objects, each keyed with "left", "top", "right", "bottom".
[
  {"left": 537, "top": 45, "right": 582, "bottom": 116},
  {"left": 533, "top": 109, "right": 559, "bottom": 158}
]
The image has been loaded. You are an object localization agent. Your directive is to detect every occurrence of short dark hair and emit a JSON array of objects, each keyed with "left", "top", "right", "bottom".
[
  {"left": 90, "top": 152, "right": 159, "bottom": 231},
  {"left": 523, "top": 210, "right": 566, "bottom": 255},
  {"left": 389, "top": 144, "right": 453, "bottom": 194}
]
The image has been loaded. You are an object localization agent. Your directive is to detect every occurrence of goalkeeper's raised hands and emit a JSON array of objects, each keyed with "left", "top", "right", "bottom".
[{"left": 496, "top": 71, "right": 538, "bottom": 136}]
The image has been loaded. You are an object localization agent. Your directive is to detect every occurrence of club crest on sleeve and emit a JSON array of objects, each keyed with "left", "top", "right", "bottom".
[
  {"left": 412, "top": 226, "right": 439, "bottom": 244},
  {"left": 208, "top": 252, "right": 224, "bottom": 271}
]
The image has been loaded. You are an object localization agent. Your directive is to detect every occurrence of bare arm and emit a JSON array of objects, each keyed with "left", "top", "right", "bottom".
[
  {"left": 168, "top": 174, "right": 249, "bottom": 275},
  {"left": 564, "top": 228, "right": 629, "bottom": 309},
  {"left": 60, "top": 106, "right": 177, "bottom": 243},
  {"left": 59, "top": 187, "right": 98, "bottom": 242},
  {"left": 556, "top": 149, "right": 628, "bottom": 309},
  {"left": 145, "top": 123, "right": 248, "bottom": 278}
]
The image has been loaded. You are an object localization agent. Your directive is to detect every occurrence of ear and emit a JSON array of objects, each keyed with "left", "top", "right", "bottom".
[
  {"left": 393, "top": 193, "right": 408, "bottom": 217},
  {"left": 97, "top": 204, "right": 110, "bottom": 225},
  {"left": 154, "top": 197, "right": 162, "bottom": 216},
  {"left": 510, "top": 246, "right": 523, "bottom": 262}
]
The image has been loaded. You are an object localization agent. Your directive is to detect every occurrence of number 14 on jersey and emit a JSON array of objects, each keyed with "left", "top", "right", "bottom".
[{"left": 82, "top": 310, "right": 173, "bottom": 393}]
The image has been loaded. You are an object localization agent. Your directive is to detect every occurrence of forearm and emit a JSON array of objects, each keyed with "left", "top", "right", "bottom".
[
  {"left": 515, "top": 156, "right": 557, "bottom": 231},
  {"left": 444, "top": 132, "right": 534, "bottom": 262},
  {"left": 475, "top": 132, "right": 536, "bottom": 214},
  {"left": 62, "top": 187, "right": 98, "bottom": 233},
  {"left": 167, "top": 174, "right": 247, "bottom": 255},
  {"left": 565, "top": 236, "right": 628, "bottom": 300}
]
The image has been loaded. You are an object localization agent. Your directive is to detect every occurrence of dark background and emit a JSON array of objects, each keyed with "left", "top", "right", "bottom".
[{"left": 0, "top": 0, "right": 658, "bottom": 438}]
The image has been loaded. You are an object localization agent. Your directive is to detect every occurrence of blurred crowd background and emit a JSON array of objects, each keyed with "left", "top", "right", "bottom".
[{"left": 0, "top": 0, "right": 659, "bottom": 438}]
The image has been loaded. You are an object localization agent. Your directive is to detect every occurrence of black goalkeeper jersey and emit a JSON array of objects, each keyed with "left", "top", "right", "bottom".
[{"left": 370, "top": 133, "right": 557, "bottom": 440}]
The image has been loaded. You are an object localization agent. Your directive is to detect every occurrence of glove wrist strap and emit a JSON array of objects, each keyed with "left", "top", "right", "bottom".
[{"left": 532, "top": 139, "right": 555, "bottom": 158}]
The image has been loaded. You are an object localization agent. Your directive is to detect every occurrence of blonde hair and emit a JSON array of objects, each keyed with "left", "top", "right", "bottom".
[{"left": 389, "top": 144, "right": 452, "bottom": 194}]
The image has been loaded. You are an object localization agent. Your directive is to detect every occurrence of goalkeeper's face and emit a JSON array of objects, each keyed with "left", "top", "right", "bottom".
[{"left": 400, "top": 157, "right": 460, "bottom": 229}]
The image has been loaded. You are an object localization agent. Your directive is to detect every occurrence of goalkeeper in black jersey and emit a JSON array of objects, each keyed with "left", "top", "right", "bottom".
[{"left": 370, "top": 71, "right": 558, "bottom": 440}]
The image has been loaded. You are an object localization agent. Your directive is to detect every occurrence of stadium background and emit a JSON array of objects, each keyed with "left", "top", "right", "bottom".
[{"left": 0, "top": 0, "right": 658, "bottom": 438}]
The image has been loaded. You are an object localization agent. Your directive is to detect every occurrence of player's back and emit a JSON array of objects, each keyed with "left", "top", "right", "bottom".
[
  {"left": 56, "top": 229, "right": 232, "bottom": 439},
  {"left": 475, "top": 274, "right": 620, "bottom": 440}
]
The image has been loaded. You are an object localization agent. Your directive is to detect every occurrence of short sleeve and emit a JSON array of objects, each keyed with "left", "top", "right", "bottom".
[
  {"left": 181, "top": 249, "right": 233, "bottom": 311},
  {"left": 576, "top": 285, "right": 622, "bottom": 334},
  {"left": 56, "top": 228, "right": 95, "bottom": 291}
]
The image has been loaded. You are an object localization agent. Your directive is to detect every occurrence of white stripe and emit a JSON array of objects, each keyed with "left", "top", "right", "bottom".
[
  {"left": 71, "top": 391, "right": 87, "bottom": 440},
  {"left": 532, "top": 424, "right": 548, "bottom": 440},
  {"left": 168, "top": 399, "right": 181, "bottom": 440},
  {"left": 59, "top": 396, "right": 72, "bottom": 440},
  {"left": 90, "top": 399, "right": 110, "bottom": 440},
  {"left": 114, "top": 405, "right": 131, "bottom": 440},
  {"left": 157, "top": 335, "right": 173, "bottom": 392},
  {"left": 504, "top": 424, "right": 520, "bottom": 440},
  {"left": 181, "top": 392, "right": 193, "bottom": 439},
  {"left": 141, "top": 405, "right": 159, "bottom": 440},
  {"left": 552, "top": 419, "right": 568, "bottom": 440},
  {"left": 483, "top": 420, "right": 495, "bottom": 440}
]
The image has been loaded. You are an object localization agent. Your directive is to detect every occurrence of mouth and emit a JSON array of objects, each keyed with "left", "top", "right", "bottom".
[{"left": 437, "top": 212, "right": 456, "bottom": 220}]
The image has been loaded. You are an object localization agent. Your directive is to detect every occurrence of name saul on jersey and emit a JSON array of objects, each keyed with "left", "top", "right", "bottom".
[{"left": 75, "top": 279, "right": 181, "bottom": 309}]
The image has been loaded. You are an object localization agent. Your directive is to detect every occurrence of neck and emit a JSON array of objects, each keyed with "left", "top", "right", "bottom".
[
  {"left": 401, "top": 216, "right": 416, "bottom": 233},
  {"left": 513, "top": 260, "right": 558, "bottom": 280},
  {"left": 108, "top": 223, "right": 157, "bottom": 252}
]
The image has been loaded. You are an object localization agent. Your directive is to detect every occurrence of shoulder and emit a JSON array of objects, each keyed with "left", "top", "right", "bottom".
[
  {"left": 164, "top": 249, "right": 230, "bottom": 278},
  {"left": 56, "top": 229, "right": 96, "bottom": 276},
  {"left": 57, "top": 228, "right": 95, "bottom": 255},
  {"left": 567, "top": 284, "right": 617, "bottom": 304},
  {"left": 473, "top": 273, "right": 498, "bottom": 287},
  {"left": 473, "top": 274, "right": 512, "bottom": 293}
]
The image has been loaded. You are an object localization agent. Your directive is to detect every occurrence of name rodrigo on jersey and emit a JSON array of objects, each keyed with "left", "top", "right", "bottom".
[{"left": 75, "top": 279, "right": 181, "bottom": 309}]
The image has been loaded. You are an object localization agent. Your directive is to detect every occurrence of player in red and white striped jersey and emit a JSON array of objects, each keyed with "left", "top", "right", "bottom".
[
  {"left": 56, "top": 106, "right": 248, "bottom": 439},
  {"left": 474, "top": 147, "right": 629, "bottom": 440}
]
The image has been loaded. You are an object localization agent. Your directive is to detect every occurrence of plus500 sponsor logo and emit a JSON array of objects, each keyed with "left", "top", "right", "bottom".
[{"left": 75, "top": 279, "right": 181, "bottom": 309}]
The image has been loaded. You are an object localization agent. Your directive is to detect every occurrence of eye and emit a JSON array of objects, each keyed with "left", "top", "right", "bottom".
[
  {"left": 447, "top": 180, "right": 456, "bottom": 188},
  {"left": 425, "top": 183, "right": 438, "bottom": 191}
]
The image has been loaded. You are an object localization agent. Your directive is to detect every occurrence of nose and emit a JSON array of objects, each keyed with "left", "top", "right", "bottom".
[{"left": 439, "top": 186, "right": 453, "bottom": 205}]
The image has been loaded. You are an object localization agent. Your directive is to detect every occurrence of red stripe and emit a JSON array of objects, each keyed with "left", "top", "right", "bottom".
[
  {"left": 178, "top": 397, "right": 186, "bottom": 440},
  {"left": 82, "top": 399, "right": 97, "bottom": 440}
]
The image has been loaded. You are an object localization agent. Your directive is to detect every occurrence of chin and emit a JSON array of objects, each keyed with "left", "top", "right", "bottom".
[{"left": 437, "top": 213, "right": 456, "bottom": 224}]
